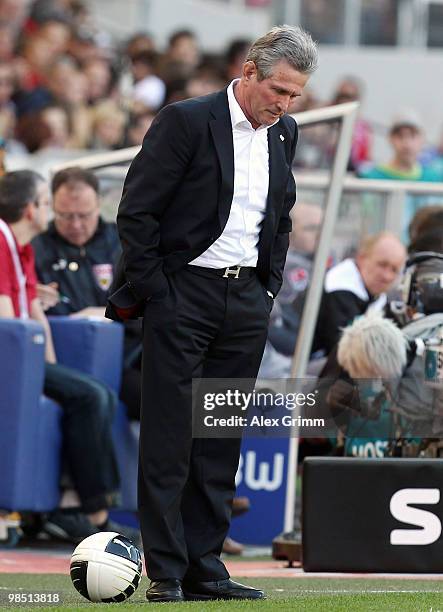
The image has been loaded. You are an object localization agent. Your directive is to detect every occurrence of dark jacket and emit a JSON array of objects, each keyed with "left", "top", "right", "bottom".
[
  {"left": 108, "top": 88, "right": 298, "bottom": 320},
  {"left": 33, "top": 219, "right": 120, "bottom": 315}
]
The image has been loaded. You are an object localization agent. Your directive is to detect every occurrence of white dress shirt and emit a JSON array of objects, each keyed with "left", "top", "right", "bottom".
[{"left": 189, "top": 79, "right": 279, "bottom": 269}]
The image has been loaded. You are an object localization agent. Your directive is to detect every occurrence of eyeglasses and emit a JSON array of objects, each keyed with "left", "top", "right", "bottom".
[{"left": 54, "top": 209, "right": 98, "bottom": 222}]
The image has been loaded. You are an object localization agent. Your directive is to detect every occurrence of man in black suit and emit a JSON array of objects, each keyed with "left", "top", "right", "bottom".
[{"left": 116, "top": 25, "right": 317, "bottom": 602}]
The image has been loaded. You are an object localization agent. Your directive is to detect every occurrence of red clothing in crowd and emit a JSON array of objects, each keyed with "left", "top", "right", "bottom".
[
  {"left": 0, "top": 230, "right": 37, "bottom": 317},
  {"left": 351, "top": 118, "right": 373, "bottom": 168}
]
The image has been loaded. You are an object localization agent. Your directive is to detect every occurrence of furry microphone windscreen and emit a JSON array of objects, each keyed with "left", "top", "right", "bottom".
[{"left": 337, "top": 312, "right": 408, "bottom": 379}]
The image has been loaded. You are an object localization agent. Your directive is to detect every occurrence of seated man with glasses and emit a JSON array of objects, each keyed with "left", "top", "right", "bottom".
[
  {"left": 33, "top": 167, "right": 142, "bottom": 422},
  {"left": 33, "top": 167, "right": 120, "bottom": 318}
]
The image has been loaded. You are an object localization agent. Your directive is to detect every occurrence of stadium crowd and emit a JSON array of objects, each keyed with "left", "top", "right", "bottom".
[
  {"left": 0, "top": 0, "right": 442, "bottom": 181},
  {"left": 2, "top": 0, "right": 443, "bottom": 553}
]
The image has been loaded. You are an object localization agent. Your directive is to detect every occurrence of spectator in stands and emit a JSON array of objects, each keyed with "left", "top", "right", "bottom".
[
  {"left": 331, "top": 76, "right": 373, "bottom": 170},
  {"left": 223, "top": 39, "right": 251, "bottom": 82},
  {"left": 32, "top": 167, "right": 142, "bottom": 421},
  {"left": 0, "top": 169, "right": 139, "bottom": 544},
  {"left": 420, "top": 124, "right": 443, "bottom": 172},
  {"left": 28, "top": 0, "right": 74, "bottom": 26},
  {"left": 0, "top": 61, "right": 16, "bottom": 142},
  {"left": 16, "top": 105, "right": 70, "bottom": 153},
  {"left": 160, "top": 29, "right": 200, "bottom": 84},
  {"left": 129, "top": 50, "right": 165, "bottom": 111},
  {"left": 358, "top": 110, "right": 440, "bottom": 182},
  {"left": 292, "top": 89, "right": 332, "bottom": 169},
  {"left": 37, "top": 17, "right": 72, "bottom": 56},
  {"left": 82, "top": 57, "right": 115, "bottom": 106},
  {"left": 67, "top": 28, "right": 103, "bottom": 64},
  {"left": 165, "top": 29, "right": 200, "bottom": 71},
  {"left": 185, "top": 64, "right": 225, "bottom": 99},
  {"left": 14, "top": 56, "right": 78, "bottom": 116},
  {"left": 45, "top": 57, "right": 80, "bottom": 103},
  {"left": 14, "top": 54, "right": 90, "bottom": 149},
  {"left": 358, "top": 111, "right": 442, "bottom": 236},
  {"left": 0, "top": 0, "right": 28, "bottom": 33},
  {"left": 40, "top": 104, "right": 70, "bottom": 148},
  {"left": 0, "top": 24, "right": 14, "bottom": 61},
  {"left": 124, "top": 109, "right": 156, "bottom": 147},
  {"left": 312, "top": 231, "right": 406, "bottom": 357},
  {"left": 89, "top": 100, "right": 126, "bottom": 150},
  {"left": 15, "top": 32, "right": 55, "bottom": 94},
  {"left": 63, "top": 70, "right": 91, "bottom": 149},
  {"left": 125, "top": 31, "right": 156, "bottom": 57}
]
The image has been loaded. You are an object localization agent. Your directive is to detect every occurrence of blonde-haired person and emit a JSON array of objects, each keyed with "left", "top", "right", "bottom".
[{"left": 90, "top": 100, "right": 126, "bottom": 150}]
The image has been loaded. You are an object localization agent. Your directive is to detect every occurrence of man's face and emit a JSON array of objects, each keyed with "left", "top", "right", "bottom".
[
  {"left": 357, "top": 237, "right": 406, "bottom": 297},
  {"left": 241, "top": 59, "right": 309, "bottom": 128},
  {"left": 53, "top": 183, "right": 100, "bottom": 247},
  {"left": 84, "top": 60, "right": 111, "bottom": 101},
  {"left": 390, "top": 126, "right": 423, "bottom": 166},
  {"left": 169, "top": 35, "right": 199, "bottom": 67}
]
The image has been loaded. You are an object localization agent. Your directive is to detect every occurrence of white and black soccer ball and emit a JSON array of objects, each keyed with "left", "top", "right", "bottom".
[{"left": 70, "top": 531, "right": 142, "bottom": 603}]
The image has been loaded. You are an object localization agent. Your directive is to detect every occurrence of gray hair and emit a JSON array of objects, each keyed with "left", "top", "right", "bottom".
[
  {"left": 246, "top": 25, "right": 318, "bottom": 80},
  {"left": 337, "top": 311, "right": 408, "bottom": 379}
]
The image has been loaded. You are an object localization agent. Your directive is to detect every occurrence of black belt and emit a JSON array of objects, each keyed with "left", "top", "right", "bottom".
[{"left": 186, "top": 264, "right": 256, "bottom": 279}]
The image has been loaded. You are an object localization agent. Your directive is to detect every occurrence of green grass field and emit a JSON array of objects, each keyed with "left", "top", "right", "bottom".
[{"left": 1, "top": 574, "right": 443, "bottom": 611}]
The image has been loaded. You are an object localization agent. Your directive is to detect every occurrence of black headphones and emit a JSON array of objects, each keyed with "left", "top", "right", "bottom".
[
  {"left": 406, "top": 251, "right": 443, "bottom": 268},
  {"left": 403, "top": 251, "right": 443, "bottom": 314}
]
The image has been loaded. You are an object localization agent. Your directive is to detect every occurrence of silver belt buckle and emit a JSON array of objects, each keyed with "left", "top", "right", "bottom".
[{"left": 223, "top": 265, "right": 241, "bottom": 279}]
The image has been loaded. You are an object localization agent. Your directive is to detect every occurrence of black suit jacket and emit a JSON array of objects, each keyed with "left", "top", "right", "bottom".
[{"left": 107, "top": 87, "right": 298, "bottom": 320}]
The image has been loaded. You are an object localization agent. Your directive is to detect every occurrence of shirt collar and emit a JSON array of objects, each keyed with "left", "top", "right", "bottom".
[{"left": 227, "top": 79, "right": 279, "bottom": 132}]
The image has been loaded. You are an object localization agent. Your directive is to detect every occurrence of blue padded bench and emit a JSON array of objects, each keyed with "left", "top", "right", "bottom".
[{"left": 0, "top": 320, "right": 62, "bottom": 512}]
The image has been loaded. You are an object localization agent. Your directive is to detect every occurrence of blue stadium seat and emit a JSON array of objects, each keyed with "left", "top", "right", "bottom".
[
  {"left": 0, "top": 320, "right": 62, "bottom": 512},
  {"left": 49, "top": 317, "right": 123, "bottom": 390}
]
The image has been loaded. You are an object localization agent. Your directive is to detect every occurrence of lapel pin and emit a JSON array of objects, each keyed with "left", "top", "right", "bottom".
[{"left": 279, "top": 134, "right": 285, "bottom": 141}]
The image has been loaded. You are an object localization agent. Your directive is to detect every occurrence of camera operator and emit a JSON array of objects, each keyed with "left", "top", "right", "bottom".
[{"left": 323, "top": 247, "right": 443, "bottom": 458}]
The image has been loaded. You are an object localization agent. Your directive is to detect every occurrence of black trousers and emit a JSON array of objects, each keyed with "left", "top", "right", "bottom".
[
  {"left": 139, "top": 266, "right": 272, "bottom": 581},
  {"left": 44, "top": 362, "right": 120, "bottom": 513}
]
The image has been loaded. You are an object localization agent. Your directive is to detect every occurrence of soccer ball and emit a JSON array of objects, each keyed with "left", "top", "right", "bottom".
[{"left": 70, "top": 531, "right": 142, "bottom": 602}]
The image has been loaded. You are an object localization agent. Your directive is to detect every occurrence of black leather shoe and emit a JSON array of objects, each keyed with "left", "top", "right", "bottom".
[
  {"left": 183, "top": 578, "right": 265, "bottom": 600},
  {"left": 146, "top": 579, "right": 184, "bottom": 603}
]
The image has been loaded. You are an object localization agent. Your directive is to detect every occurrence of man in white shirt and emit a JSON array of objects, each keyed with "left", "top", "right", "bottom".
[{"left": 114, "top": 25, "right": 317, "bottom": 603}]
